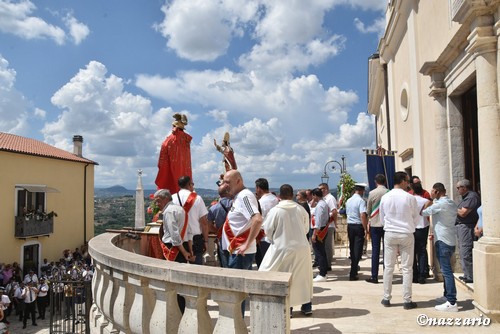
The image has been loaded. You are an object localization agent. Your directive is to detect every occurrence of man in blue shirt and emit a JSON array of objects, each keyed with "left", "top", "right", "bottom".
[
  {"left": 345, "top": 183, "right": 368, "bottom": 281},
  {"left": 422, "top": 182, "right": 458, "bottom": 312}
]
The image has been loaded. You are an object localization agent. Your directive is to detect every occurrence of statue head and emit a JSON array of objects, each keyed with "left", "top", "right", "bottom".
[{"left": 172, "top": 113, "right": 188, "bottom": 129}]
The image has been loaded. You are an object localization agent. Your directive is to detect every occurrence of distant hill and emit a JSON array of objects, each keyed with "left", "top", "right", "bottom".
[{"left": 94, "top": 185, "right": 219, "bottom": 199}]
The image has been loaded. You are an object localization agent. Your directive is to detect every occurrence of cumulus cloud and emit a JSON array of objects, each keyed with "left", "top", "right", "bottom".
[
  {"left": 0, "top": 0, "right": 65, "bottom": 44},
  {"left": 64, "top": 13, "right": 90, "bottom": 45},
  {"left": 0, "top": 54, "right": 30, "bottom": 135},
  {"left": 42, "top": 61, "right": 178, "bottom": 187},
  {"left": 154, "top": 0, "right": 259, "bottom": 61},
  {"left": 354, "top": 17, "right": 386, "bottom": 36}
]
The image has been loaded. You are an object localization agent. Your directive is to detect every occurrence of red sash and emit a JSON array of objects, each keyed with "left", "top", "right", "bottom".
[
  {"left": 316, "top": 217, "right": 332, "bottom": 242},
  {"left": 160, "top": 192, "right": 197, "bottom": 261},
  {"left": 224, "top": 215, "right": 263, "bottom": 253}
]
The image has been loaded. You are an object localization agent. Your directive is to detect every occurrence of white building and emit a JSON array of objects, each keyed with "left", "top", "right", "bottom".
[{"left": 368, "top": 0, "right": 500, "bottom": 320}]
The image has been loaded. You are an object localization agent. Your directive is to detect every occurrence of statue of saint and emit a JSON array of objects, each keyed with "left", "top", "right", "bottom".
[
  {"left": 155, "top": 113, "right": 192, "bottom": 194},
  {"left": 214, "top": 132, "right": 237, "bottom": 173}
]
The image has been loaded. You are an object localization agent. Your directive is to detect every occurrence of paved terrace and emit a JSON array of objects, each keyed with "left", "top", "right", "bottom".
[{"left": 8, "top": 248, "right": 498, "bottom": 334}]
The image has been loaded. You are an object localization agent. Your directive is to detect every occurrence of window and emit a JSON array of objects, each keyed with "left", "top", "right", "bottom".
[{"left": 16, "top": 188, "right": 46, "bottom": 217}]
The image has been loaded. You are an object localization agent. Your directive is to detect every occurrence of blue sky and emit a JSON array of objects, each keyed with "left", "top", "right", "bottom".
[{"left": 0, "top": 0, "right": 386, "bottom": 191}]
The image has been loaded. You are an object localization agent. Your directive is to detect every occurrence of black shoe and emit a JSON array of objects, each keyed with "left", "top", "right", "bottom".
[
  {"left": 33, "top": 323, "right": 38, "bottom": 326},
  {"left": 349, "top": 276, "right": 359, "bottom": 281},
  {"left": 418, "top": 278, "right": 426, "bottom": 284},
  {"left": 403, "top": 301, "right": 417, "bottom": 310},
  {"left": 463, "top": 278, "right": 473, "bottom": 283},
  {"left": 23, "top": 324, "right": 27, "bottom": 329},
  {"left": 381, "top": 299, "right": 391, "bottom": 307},
  {"left": 459, "top": 276, "right": 465, "bottom": 281},
  {"left": 301, "top": 308, "right": 313, "bottom": 316},
  {"left": 365, "top": 277, "right": 379, "bottom": 284},
  {"left": 412, "top": 278, "right": 418, "bottom": 283}
]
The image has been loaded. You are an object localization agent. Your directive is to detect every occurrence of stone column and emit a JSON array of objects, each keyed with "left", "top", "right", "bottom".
[
  {"left": 467, "top": 13, "right": 500, "bottom": 322},
  {"left": 250, "top": 295, "right": 289, "bottom": 334},
  {"left": 177, "top": 286, "right": 212, "bottom": 334},
  {"left": 211, "top": 290, "right": 247, "bottom": 334}
]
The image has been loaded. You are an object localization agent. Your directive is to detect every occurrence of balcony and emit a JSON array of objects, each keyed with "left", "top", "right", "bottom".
[
  {"left": 88, "top": 232, "right": 292, "bottom": 333},
  {"left": 15, "top": 216, "right": 54, "bottom": 238}
]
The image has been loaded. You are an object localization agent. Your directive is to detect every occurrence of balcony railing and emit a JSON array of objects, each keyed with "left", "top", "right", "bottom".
[
  {"left": 88, "top": 232, "right": 292, "bottom": 334},
  {"left": 15, "top": 216, "right": 54, "bottom": 238}
]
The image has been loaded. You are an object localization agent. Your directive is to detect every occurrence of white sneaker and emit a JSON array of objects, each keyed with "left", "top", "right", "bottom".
[
  {"left": 435, "top": 301, "right": 458, "bottom": 312},
  {"left": 313, "top": 275, "right": 327, "bottom": 282}
]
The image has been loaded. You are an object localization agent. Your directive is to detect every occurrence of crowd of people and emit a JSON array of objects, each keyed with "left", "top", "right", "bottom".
[
  {"left": 0, "top": 246, "right": 94, "bottom": 331},
  {"left": 155, "top": 169, "right": 482, "bottom": 317}
]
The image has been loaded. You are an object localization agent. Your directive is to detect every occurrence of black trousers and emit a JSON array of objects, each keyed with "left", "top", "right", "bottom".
[
  {"left": 348, "top": 224, "right": 365, "bottom": 278},
  {"left": 313, "top": 228, "right": 328, "bottom": 276},
  {"left": 23, "top": 301, "right": 36, "bottom": 325},
  {"left": 413, "top": 226, "right": 430, "bottom": 280}
]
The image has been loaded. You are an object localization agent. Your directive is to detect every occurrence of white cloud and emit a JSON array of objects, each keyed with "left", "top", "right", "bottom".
[
  {"left": 155, "top": 0, "right": 259, "bottom": 61},
  {"left": 354, "top": 17, "right": 386, "bottom": 36},
  {"left": 64, "top": 13, "right": 90, "bottom": 45},
  {"left": 42, "top": 61, "right": 178, "bottom": 187},
  {"left": 0, "top": 0, "right": 65, "bottom": 44},
  {"left": 0, "top": 54, "right": 30, "bottom": 135},
  {"left": 34, "top": 107, "right": 46, "bottom": 118}
]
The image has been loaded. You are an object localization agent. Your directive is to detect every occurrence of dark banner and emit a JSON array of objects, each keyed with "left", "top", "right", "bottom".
[{"left": 366, "top": 150, "right": 396, "bottom": 190}]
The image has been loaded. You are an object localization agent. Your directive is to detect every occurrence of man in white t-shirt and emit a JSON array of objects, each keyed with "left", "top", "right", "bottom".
[
  {"left": 255, "top": 177, "right": 279, "bottom": 268},
  {"left": 172, "top": 176, "right": 209, "bottom": 265},
  {"left": 319, "top": 183, "right": 338, "bottom": 270},
  {"left": 222, "top": 170, "right": 263, "bottom": 270},
  {"left": 380, "top": 171, "right": 420, "bottom": 310}
]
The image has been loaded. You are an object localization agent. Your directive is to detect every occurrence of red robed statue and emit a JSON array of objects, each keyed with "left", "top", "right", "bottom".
[{"left": 155, "top": 113, "right": 192, "bottom": 194}]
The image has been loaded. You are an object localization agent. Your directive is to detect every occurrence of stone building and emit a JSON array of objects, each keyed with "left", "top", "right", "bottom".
[{"left": 368, "top": 0, "right": 500, "bottom": 321}]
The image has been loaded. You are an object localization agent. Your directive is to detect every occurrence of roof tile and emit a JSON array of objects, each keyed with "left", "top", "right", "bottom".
[{"left": 0, "top": 132, "right": 97, "bottom": 165}]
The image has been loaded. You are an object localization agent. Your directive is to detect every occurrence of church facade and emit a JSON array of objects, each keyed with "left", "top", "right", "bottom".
[{"left": 368, "top": 0, "right": 500, "bottom": 320}]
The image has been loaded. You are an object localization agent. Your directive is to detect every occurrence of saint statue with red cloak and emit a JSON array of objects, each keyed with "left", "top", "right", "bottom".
[{"left": 155, "top": 113, "right": 192, "bottom": 194}]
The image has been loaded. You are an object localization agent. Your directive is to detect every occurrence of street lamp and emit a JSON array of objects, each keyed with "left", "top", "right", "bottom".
[{"left": 321, "top": 155, "right": 346, "bottom": 185}]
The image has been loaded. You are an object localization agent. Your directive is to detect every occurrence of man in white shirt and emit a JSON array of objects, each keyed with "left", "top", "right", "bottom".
[
  {"left": 318, "top": 183, "right": 338, "bottom": 271},
  {"left": 255, "top": 178, "right": 279, "bottom": 268},
  {"left": 380, "top": 172, "right": 420, "bottom": 310},
  {"left": 172, "top": 176, "right": 209, "bottom": 265},
  {"left": 23, "top": 269, "right": 38, "bottom": 285}
]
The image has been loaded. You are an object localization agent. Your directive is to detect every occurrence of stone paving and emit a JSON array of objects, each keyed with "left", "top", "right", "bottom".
[{"left": 4, "top": 247, "right": 499, "bottom": 333}]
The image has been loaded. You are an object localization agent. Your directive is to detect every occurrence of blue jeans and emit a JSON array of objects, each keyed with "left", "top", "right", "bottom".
[
  {"left": 228, "top": 253, "right": 255, "bottom": 270},
  {"left": 435, "top": 240, "right": 456, "bottom": 304},
  {"left": 369, "top": 226, "right": 384, "bottom": 279}
]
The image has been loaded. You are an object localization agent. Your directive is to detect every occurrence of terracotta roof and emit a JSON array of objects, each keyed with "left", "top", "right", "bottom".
[{"left": 0, "top": 132, "right": 98, "bottom": 165}]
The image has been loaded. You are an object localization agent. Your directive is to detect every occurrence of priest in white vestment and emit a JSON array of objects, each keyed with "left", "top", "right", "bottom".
[{"left": 259, "top": 184, "right": 314, "bottom": 316}]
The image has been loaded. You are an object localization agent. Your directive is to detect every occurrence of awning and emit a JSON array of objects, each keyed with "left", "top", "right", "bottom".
[{"left": 17, "top": 185, "right": 60, "bottom": 193}]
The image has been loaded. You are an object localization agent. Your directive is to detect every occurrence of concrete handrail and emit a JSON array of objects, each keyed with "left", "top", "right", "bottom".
[{"left": 88, "top": 232, "right": 291, "bottom": 333}]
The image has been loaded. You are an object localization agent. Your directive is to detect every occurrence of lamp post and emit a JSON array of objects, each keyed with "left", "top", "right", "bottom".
[{"left": 321, "top": 155, "right": 346, "bottom": 185}]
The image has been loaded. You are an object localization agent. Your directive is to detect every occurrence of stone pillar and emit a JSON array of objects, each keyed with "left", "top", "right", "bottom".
[
  {"left": 128, "top": 275, "right": 154, "bottom": 334},
  {"left": 466, "top": 13, "right": 500, "bottom": 322},
  {"left": 250, "top": 295, "right": 289, "bottom": 334},
  {"left": 177, "top": 286, "right": 212, "bottom": 334},
  {"left": 211, "top": 290, "right": 247, "bottom": 334},
  {"left": 148, "top": 280, "right": 181, "bottom": 334}
]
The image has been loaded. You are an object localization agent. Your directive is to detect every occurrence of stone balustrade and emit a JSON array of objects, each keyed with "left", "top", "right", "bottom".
[{"left": 88, "top": 232, "right": 291, "bottom": 334}]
